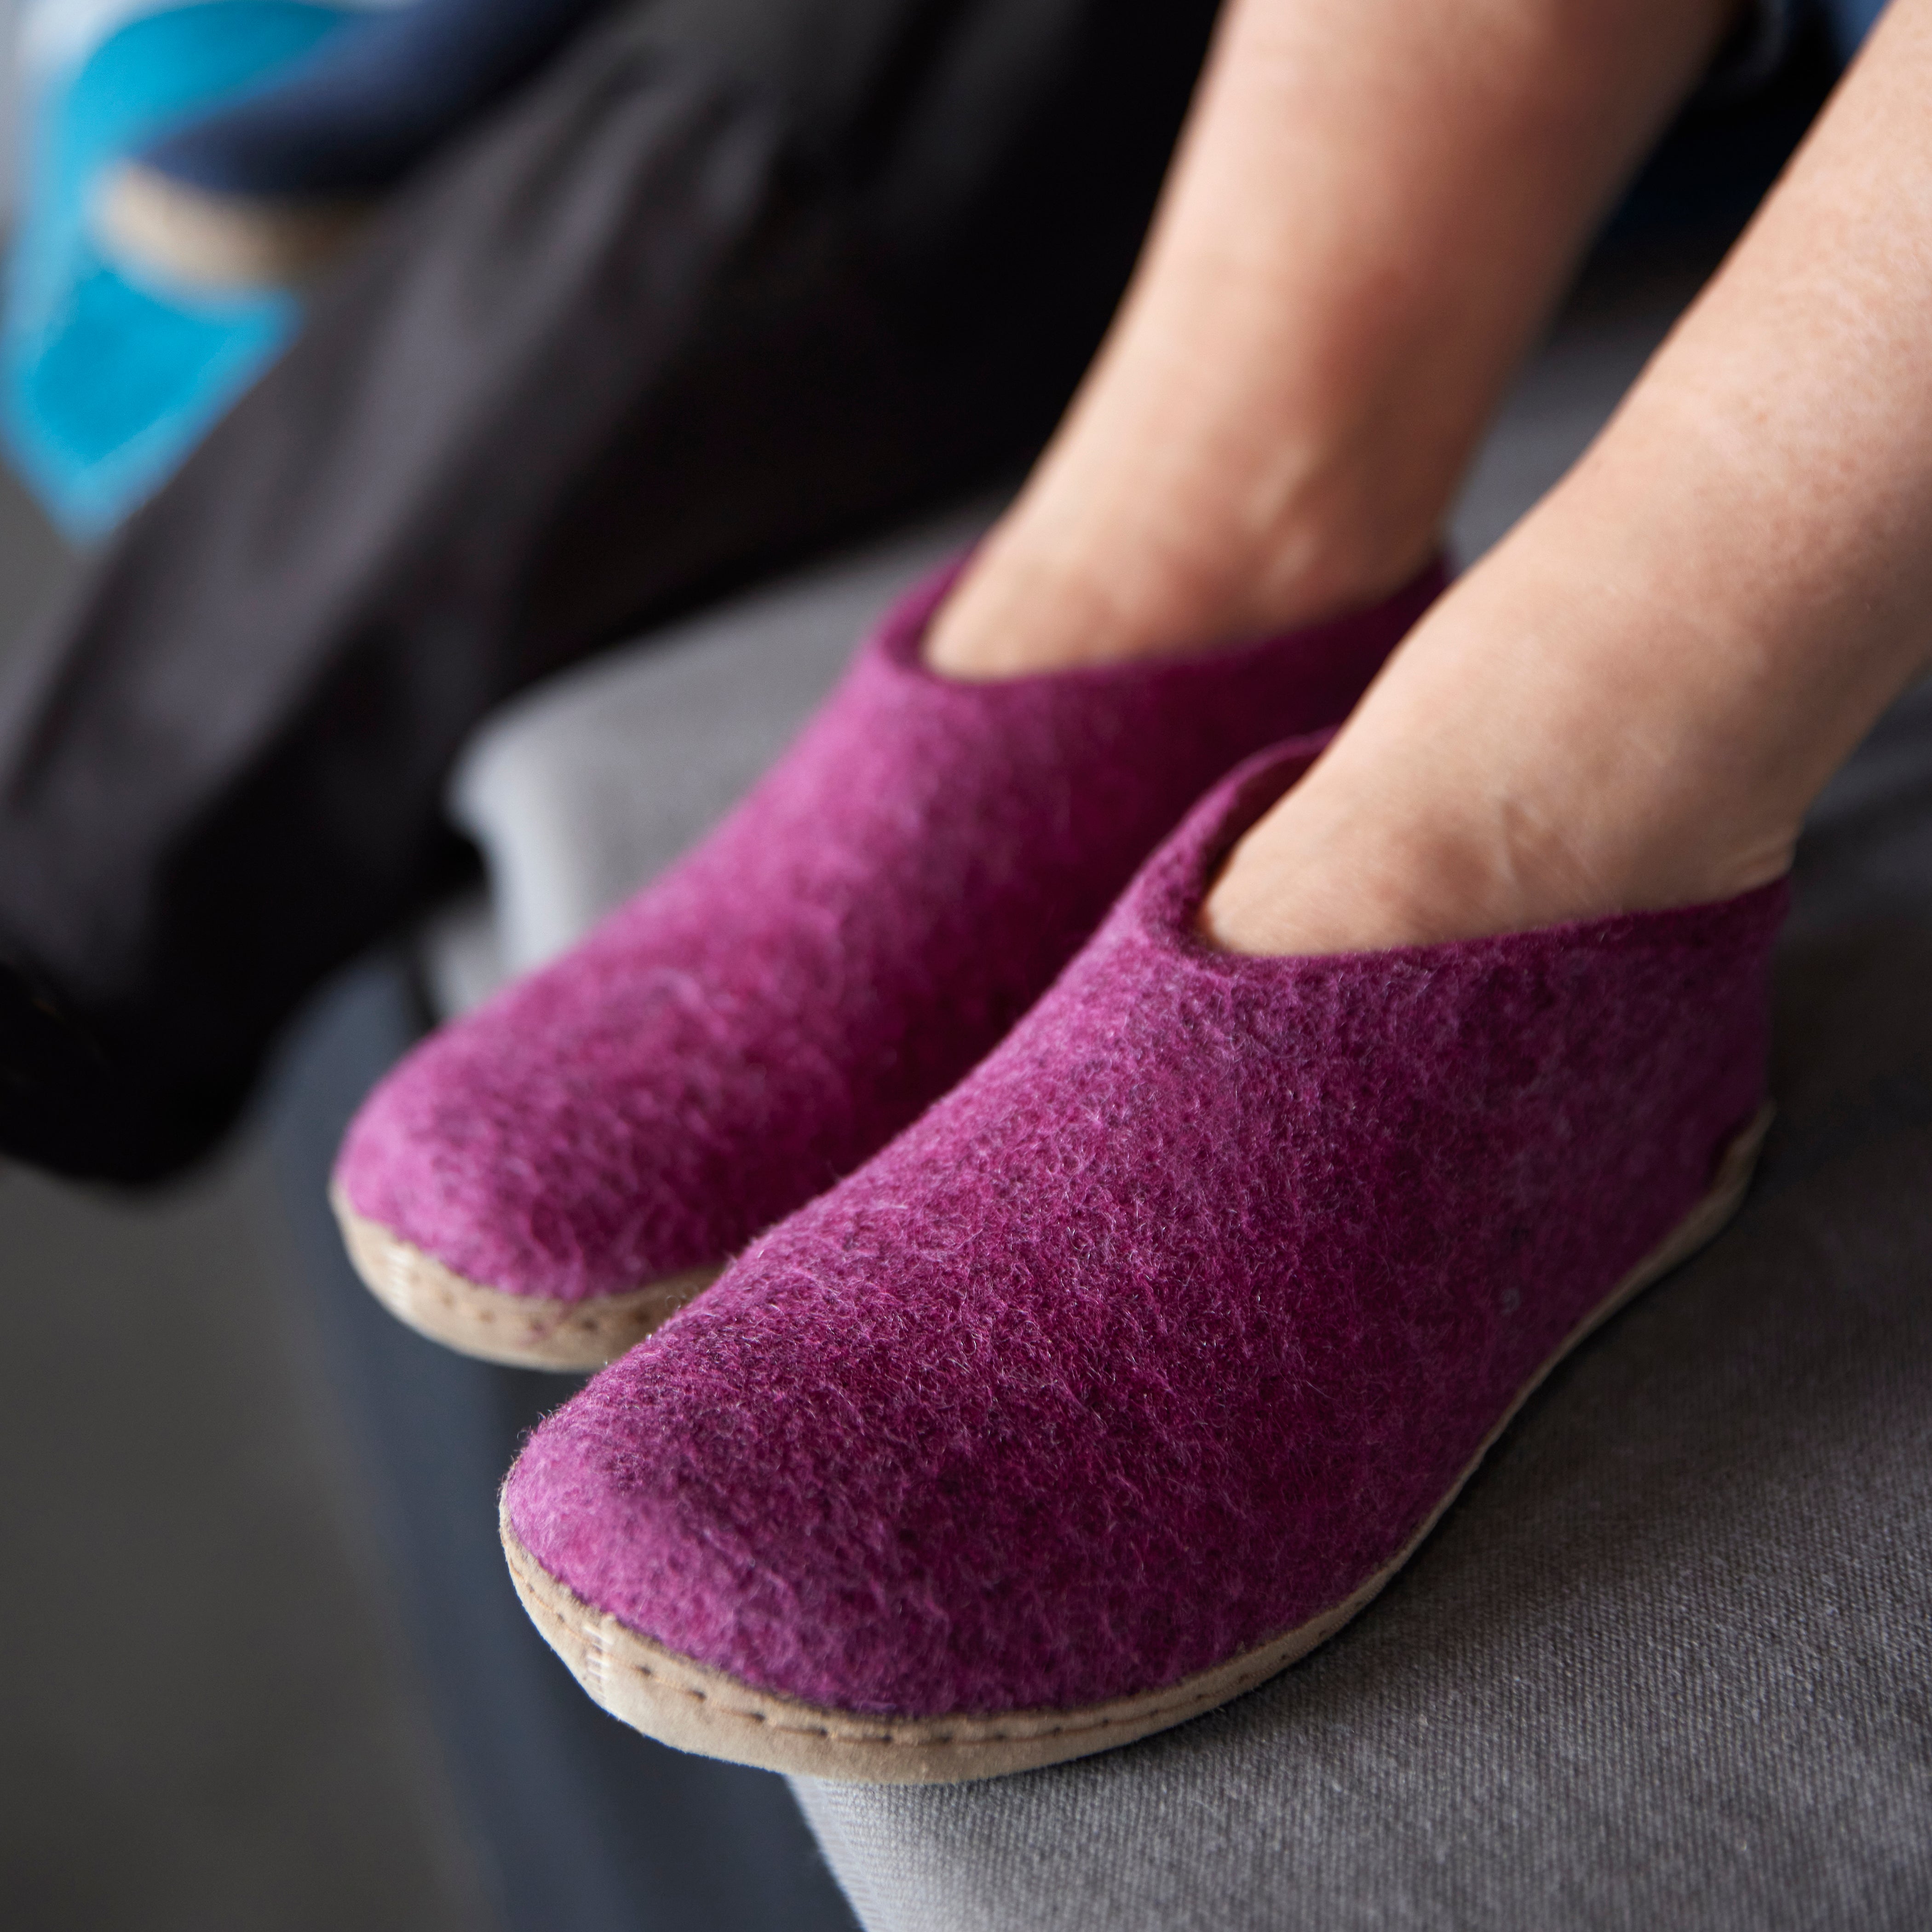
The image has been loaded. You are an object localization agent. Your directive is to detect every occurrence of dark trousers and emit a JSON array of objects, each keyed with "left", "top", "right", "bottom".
[{"left": 0, "top": 0, "right": 1220, "bottom": 1179}]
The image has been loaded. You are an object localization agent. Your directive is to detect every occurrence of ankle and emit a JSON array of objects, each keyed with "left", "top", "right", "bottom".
[
  {"left": 924, "top": 470, "right": 1442, "bottom": 682},
  {"left": 1202, "top": 776, "right": 1797, "bottom": 958}
]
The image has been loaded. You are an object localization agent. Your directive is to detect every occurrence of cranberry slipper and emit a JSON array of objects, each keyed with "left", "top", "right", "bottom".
[
  {"left": 499, "top": 740, "right": 1784, "bottom": 1780},
  {"left": 333, "top": 562, "right": 1442, "bottom": 1367}
]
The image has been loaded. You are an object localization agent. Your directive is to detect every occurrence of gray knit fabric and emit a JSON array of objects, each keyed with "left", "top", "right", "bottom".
[
  {"left": 437, "top": 502, "right": 993, "bottom": 992},
  {"left": 455, "top": 558, "right": 1932, "bottom": 1930},
  {"left": 442, "top": 281, "right": 1932, "bottom": 1929},
  {"left": 790, "top": 688, "right": 1932, "bottom": 1931}
]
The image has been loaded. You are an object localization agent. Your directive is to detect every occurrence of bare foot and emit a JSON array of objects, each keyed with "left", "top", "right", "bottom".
[{"left": 1205, "top": 1, "right": 1932, "bottom": 955}]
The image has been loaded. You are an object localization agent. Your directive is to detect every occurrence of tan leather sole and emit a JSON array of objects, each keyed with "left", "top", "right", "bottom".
[
  {"left": 332, "top": 1184, "right": 719, "bottom": 1371},
  {"left": 501, "top": 1104, "right": 1772, "bottom": 1782},
  {"left": 95, "top": 163, "right": 369, "bottom": 295}
]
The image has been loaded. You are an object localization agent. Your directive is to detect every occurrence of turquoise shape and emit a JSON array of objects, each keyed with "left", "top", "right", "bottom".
[{"left": 4, "top": 2, "right": 356, "bottom": 537}]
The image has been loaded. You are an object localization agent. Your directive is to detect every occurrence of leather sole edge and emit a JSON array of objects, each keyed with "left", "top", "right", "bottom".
[
  {"left": 95, "top": 163, "right": 368, "bottom": 295},
  {"left": 332, "top": 1184, "right": 717, "bottom": 1371}
]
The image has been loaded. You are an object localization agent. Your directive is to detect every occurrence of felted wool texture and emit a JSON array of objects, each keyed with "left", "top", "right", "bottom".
[
  {"left": 336, "top": 561, "right": 1443, "bottom": 1305},
  {"left": 503, "top": 743, "right": 1788, "bottom": 1722}
]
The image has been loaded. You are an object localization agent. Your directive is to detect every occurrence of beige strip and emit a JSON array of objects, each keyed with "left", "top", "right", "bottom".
[
  {"left": 96, "top": 164, "right": 369, "bottom": 296},
  {"left": 501, "top": 1104, "right": 1773, "bottom": 1782},
  {"left": 332, "top": 1185, "right": 718, "bottom": 1372}
]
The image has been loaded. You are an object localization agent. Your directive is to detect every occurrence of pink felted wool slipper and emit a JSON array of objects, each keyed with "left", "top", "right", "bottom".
[
  {"left": 498, "top": 740, "right": 1786, "bottom": 1782},
  {"left": 332, "top": 562, "right": 1444, "bottom": 1367}
]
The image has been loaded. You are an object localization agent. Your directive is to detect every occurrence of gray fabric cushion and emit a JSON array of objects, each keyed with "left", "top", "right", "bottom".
[
  {"left": 794, "top": 728, "right": 1932, "bottom": 1925},
  {"left": 781, "top": 351, "right": 1932, "bottom": 1932},
  {"left": 442, "top": 265, "right": 1932, "bottom": 1929},
  {"left": 444, "top": 501, "right": 994, "bottom": 981}
]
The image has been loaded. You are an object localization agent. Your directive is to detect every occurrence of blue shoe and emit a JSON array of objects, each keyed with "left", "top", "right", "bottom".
[{"left": 7, "top": 1, "right": 362, "bottom": 531}]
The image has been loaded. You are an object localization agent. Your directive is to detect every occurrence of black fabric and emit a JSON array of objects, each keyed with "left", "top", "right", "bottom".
[{"left": 0, "top": 0, "right": 1218, "bottom": 1180}]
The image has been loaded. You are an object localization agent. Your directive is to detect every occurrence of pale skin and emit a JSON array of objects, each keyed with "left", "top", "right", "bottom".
[{"left": 925, "top": 0, "right": 1932, "bottom": 956}]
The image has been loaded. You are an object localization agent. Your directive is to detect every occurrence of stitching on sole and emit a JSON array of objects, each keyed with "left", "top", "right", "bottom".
[
  {"left": 576, "top": 1612, "right": 1306, "bottom": 1744},
  {"left": 506, "top": 1519, "right": 1387, "bottom": 1756}
]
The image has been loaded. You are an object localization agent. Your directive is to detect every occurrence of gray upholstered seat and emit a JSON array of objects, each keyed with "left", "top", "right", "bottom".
[{"left": 429, "top": 269, "right": 1932, "bottom": 1931}]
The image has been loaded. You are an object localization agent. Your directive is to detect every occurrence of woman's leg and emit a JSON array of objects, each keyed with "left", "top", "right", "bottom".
[
  {"left": 1204, "top": 0, "right": 1932, "bottom": 955},
  {"left": 926, "top": 0, "right": 1742, "bottom": 676}
]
